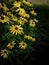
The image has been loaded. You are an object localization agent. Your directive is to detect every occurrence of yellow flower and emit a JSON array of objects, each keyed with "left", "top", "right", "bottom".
[
  {"left": 7, "top": 41, "right": 16, "bottom": 49},
  {"left": 0, "top": 15, "right": 9, "bottom": 23},
  {"left": 24, "top": 35, "right": 36, "bottom": 42},
  {"left": 11, "top": 15, "right": 18, "bottom": 22},
  {"left": 16, "top": 8, "right": 26, "bottom": 15},
  {"left": 22, "top": 13, "right": 30, "bottom": 18},
  {"left": 30, "top": 10, "right": 37, "bottom": 16},
  {"left": 0, "top": 49, "right": 9, "bottom": 58},
  {"left": 13, "top": 1, "right": 21, "bottom": 7},
  {"left": 22, "top": 0, "right": 32, "bottom": 6},
  {"left": 0, "top": 3, "right": 9, "bottom": 11},
  {"left": 19, "top": 41, "right": 27, "bottom": 49},
  {"left": 10, "top": 25, "right": 24, "bottom": 35},
  {"left": 7, "top": 11, "right": 12, "bottom": 16},
  {"left": 29, "top": 19, "right": 36, "bottom": 27},
  {"left": 16, "top": 7, "right": 30, "bottom": 18},
  {"left": 18, "top": 17, "right": 27, "bottom": 25},
  {"left": 33, "top": 18, "right": 38, "bottom": 23}
]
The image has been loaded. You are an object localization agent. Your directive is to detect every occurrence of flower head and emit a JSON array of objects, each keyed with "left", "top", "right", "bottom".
[
  {"left": 7, "top": 41, "right": 16, "bottom": 49},
  {"left": 0, "top": 49, "right": 9, "bottom": 58},
  {"left": 0, "top": 3, "right": 9, "bottom": 11},
  {"left": 0, "top": 15, "right": 9, "bottom": 23},
  {"left": 10, "top": 25, "right": 24, "bottom": 35},
  {"left": 33, "top": 18, "right": 38, "bottom": 23},
  {"left": 22, "top": 0, "right": 32, "bottom": 6},
  {"left": 19, "top": 41, "right": 27, "bottom": 49},
  {"left": 16, "top": 8, "right": 26, "bottom": 15},
  {"left": 13, "top": 1, "right": 21, "bottom": 7},
  {"left": 29, "top": 19, "right": 36, "bottom": 27},
  {"left": 24, "top": 35, "right": 36, "bottom": 42},
  {"left": 30, "top": 10, "right": 37, "bottom": 16},
  {"left": 18, "top": 17, "right": 27, "bottom": 25}
]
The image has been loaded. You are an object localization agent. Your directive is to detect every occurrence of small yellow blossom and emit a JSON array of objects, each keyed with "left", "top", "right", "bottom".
[
  {"left": 30, "top": 10, "right": 37, "bottom": 16},
  {"left": 10, "top": 25, "right": 24, "bottom": 35},
  {"left": 13, "top": 1, "right": 21, "bottom": 7},
  {"left": 19, "top": 41, "right": 27, "bottom": 49},
  {"left": 0, "top": 15, "right": 9, "bottom": 23},
  {"left": 22, "top": 0, "right": 32, "bottom": 6},
  {"left": 0, "top": 3, "right": 9, "bottom": 11},
  {"left": 0, "top": 49, "right": 9, "bottom": 58},
  {"left": 16, "top": 8, "right": 26, "bottom": 15},
  {"left": 7, "top": 41, "right": 16, "bottom": 49},
  {"left": 34, "top": 18, "right": 38, "bottom": 23},
  {"left": 16, "top": 7, "right": 29, "bottom": 18},
  {"left": 11, "top": 16, "right": 18, "bottom": 22},
  {"left": 18, "top": 17, "right": 27, "bottom": 25},
  {"left": 29, "top": 19, "right": 36, "bottom": 27},
  {"left": 22, "top": 13, "right": 30, "bottom": 18},
  {"left": 7, "top": 11, "right": 12, "bottom": 16},
  {"left": 24, "top": 35, "right": 36, "bottom": 42}
]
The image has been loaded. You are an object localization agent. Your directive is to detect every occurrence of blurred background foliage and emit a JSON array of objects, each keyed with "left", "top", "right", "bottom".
[{"left": 0, "top": 0, "right": 49, "bottom": 65}]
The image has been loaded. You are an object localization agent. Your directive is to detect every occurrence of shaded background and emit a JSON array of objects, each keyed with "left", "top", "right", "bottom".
[{"left": 28, "top": 0, "right": 49, "bottom": 5}]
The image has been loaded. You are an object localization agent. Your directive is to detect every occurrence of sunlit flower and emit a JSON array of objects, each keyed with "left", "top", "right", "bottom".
[
  {"left": 13, "top": 1, "right": 21, "bottom": 7},
  {"left": 10, "top": 25, "right": 24, "bottom": 35},
  {"left": 7, "top": 41, "right": 16, "bottom": 49},
  {"left": 0, "top": 15, "right": 9, "bottom": 23},
  {"left": 22, "top": 13, "right": 30, "bottom": 18},
  {"left": 16, "top": 7, "right": 30, "bottom": 18},
  {"left": 24, "top": 35, "right": 36, "bottom": 42},
  {"left": 29, "top": 19, "right": 36, "bottom": 27},
  {"left": 0, "top": 3, "right": 9, "bottom": 11},
  {"left": 33, "top": 18, "right": 38, "bottom": 23},
  {"left": 18, "top": 17, "right": 27, "bottom": 25},
  {"left": 30, "top": 10, "right": 37, "bottom": 16},
  {"left": 16, "top": 7, "right": 26, "bottom": 15},
  {"left": 22, "top": 0, "right": 32, "bottom": 6},
  {"left": 19, "top": 41, "right": 27, "bottom": 49},
  {"left": 11, "top": 15, "right": 18, "bottom": 22},
  {"left": 0, "top": 49, "right": 9, "bottom": 58}
]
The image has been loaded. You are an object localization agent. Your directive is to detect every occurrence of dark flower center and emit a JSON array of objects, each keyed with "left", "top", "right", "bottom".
[
  {"left": 4, "top": 51, "right": 7, "bottom": 54},
  {"left": 22, "top": 44, "right": 25, "bottom": 46},
  {"left": 2, "top": 3, "right": 4, "bottom": 6},
  {"left": 15, "top": 27, "right": 18, "bottom": 30},
  {"left": 1, "top": 16, "right": 4, "bottom": 20},
  {"left": 10, "top": 43, "right": 12, "bottom": 46}
]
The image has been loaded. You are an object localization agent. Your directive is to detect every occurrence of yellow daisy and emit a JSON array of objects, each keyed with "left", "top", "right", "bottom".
[
  {"left": 22, "top": 0, "right": 32, "bottom": 6},
  {"left": 29, "top": 19, "right": 36, "bottom": 27},
  {"left": 19, "top": 41, "right": 27, "bottom": 49},
  {"left": 22, "top": 13, "right": 30, "bottom": 18},
  {"left": 7, "top": 41, "right": 16, "bottom": 49},
  {"left": 30, "top": 10, "right": 37, "bottom": 16},
  {"left": 0, "top": 3, "right": 9, "bottom": 11},
  {"left": 24, "top": 35, "right": 36, "bottom": 42},
  {"left": 16, "top": 8, "right": 26, "bottom": 15},
  {"left": 10, "top": 25, "right": 24, "bottom": 35},
  {"left": 33, "top": 18, "right": 38, "bottom": 23},
  {"left": 11, "top": 15, "right": 18, "bottom": 22},
  {"left": 0, "top": 15, "right": 9, "bottom": 23},
  {"left": 16, "top": 7, "right": 29, "bottom": 18},
  {"left": 13, "top": 1, "right": 21, "bottom": 7},
  {"left": 18, "top": 17, "right": 27, "bottom": 25},
  {"left": 6, "top": 11, "right": 12, "bottom": 16},
  {"left": 0, "top": 49, "right": 9, "bottom": 58}
]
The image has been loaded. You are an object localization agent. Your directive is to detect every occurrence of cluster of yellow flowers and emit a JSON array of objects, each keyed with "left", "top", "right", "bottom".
[{"left": 0, "top": 0, "right": 38, "bottom": 59}]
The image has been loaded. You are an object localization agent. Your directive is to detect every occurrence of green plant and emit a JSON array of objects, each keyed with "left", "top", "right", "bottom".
[{"left": 0, "top": 0, "right": 38, "bottom": 64}]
